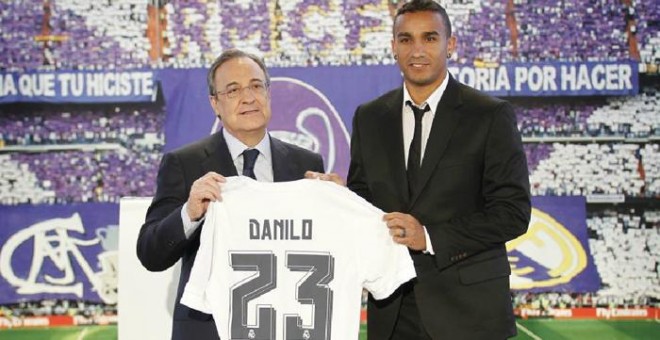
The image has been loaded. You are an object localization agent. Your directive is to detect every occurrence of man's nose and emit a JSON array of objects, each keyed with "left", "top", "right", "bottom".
[
  {"left": 240, "top": 87, "right": 257, "bottom": 102},
  {"left": 412, "top": 41, "right": 425, "bottom": 56}
]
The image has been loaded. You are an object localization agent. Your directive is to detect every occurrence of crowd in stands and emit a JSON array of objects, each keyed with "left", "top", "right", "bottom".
[
  {"left": 514, "top": 99, "right": 602, "bottom": 137},
  {"left": 512, "top": 291, "right": 654, "bottom": 310},
  {"left": 513, "top": 86, "right": 660, "bottom": 138},
  {"left": 586, "top": 86, "right": 660, "bottom": 138},
  {"left": 635, "top": 1, "right": 660, "bottom": 66},
  {"left": 0, "top": 104, "right": 163, "bottom": 146},
  {"left": 514, "top": 0, "right": 628, "bottom": 62},
  {"left": 0, "top": 299, "right": 116, "bottom": 318},
  {"left": 0, "top": 104, "right": 163, "bottom": 204},
  {"left": 1, "top": 0, "right": 658, "bottom": 70},
  {"left": 0, "top": 154, "right": 55, "bottom": 205},
  {"left": 527, "top": 142, "right": 657, "bottom": 197},
  {"left": 1, "top": 0, "right": 148, "bottom": 71},
  {"left": 8, "top": 149, "right": 160, "bottom": 204},
  {"left": 588, "top": 207, "right": 659, "bottom": 302}
]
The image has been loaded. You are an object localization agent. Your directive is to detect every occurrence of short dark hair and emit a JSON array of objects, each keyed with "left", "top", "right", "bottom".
[
  {"left": 394, "top": 0, "right": 452, "bottom": 38},
  {"left": 207, "top": 49, "right": 270, "bottom": 96}
]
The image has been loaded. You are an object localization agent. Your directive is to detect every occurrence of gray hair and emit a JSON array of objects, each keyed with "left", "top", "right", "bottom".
[{"left": 207, "top": 49, "right": 270, "bottom": 96}]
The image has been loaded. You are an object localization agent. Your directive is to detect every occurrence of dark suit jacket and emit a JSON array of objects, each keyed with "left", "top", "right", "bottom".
[
  {"left": 136, "top": 130, "right": 324, "bottom": 340},
  {"left": 348, "top": 76, "right": 531, "bottom": 340}
]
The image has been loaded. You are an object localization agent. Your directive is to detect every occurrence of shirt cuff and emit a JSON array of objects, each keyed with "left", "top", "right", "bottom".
[
  {"left": 181, "top": 202, "right": 204, "bottom": 239},
  {"left": 423, "top": 226, "right": 435, "bottom": 255}
]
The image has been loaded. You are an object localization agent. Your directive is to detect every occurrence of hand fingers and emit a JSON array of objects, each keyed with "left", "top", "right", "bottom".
[
  {"left": 204, "top": 171, "right": 226, "bottom": 183},
  {"left": 304, "top": 171, "right": 322, "bottom": 179},
  {"left": 305, "top": 171, "right": 330, "bottom": 181},
  {"left": 191, "top": 185, "right": 221, "bottom": 201},
  {"left": 383, "top": 212, "right": 407, "bottom": 221},
  {"left": 385, "top": 216, "right": 407, "bottom": 230},
  {"left": 191, "top": 173, "right": 225, "bottom": 201},
  {"left": 388, "top": 227, "right": 406, "bottom": 238},
  {"left": 384, "top": 212, "right": 421, "bottom": 228},
  {"left": 305, "top": 171, "right": 346, "bottom": 186},
  {"left": 326, "top": 173, "right": 346, "bottom": 186}
]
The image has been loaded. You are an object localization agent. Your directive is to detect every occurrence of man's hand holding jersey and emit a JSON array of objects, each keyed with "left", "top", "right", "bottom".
[
  {"left": 186, "top": 171, "right": 226, "bottom": 221},
  {"left": 304, "top": 171, "right": 346, "bottom": 186}
]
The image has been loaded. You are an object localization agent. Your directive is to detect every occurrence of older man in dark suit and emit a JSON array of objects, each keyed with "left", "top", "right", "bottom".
[
  {"left": 136, "top": 49, "right": 324, "bottom": 340},
  {"left": 348, "top": 1, "right": 531, "bottom": 339}
]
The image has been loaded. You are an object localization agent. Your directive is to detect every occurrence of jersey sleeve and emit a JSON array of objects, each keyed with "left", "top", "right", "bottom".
[
  {"left": 359, "top": 215, "right": 416, "bottom": 300},
  {"left": 180, "top": 202, "right": 219, "bottom": 314}
]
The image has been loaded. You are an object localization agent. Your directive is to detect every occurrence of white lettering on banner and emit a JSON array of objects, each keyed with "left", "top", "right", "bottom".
[
  {"left": 451, "top": 66, "right": 511, "bottom": 92},
  {"left": 520, "top": 308, "right": 541, "bottom": 318},
  {"left": 17, "top": 73, "right": 56, "bottom": 97},
  {"left": 561, "top": 64, "right": 633, "bottom": 92},
  {"left": 514, "top": 65, "right": 558, "bottom": 92},
  {"left": 58, "top": 73, "right": 85, "bottom": 96},
  {"left": 0, "top": 214, "right": 118, "bottom": 304},
  {"left": 596, "top": 308, "right": 647, "bottom": 319},
  {"left": 0, "top": 317, "right": 50, "bottom": 329},
  {"left": 549, "top": 309, "right": 572, "bottom": 317},
  {"left": 496, "top": 66, "right": 511, "bottom": 91},
  {"left": 0, "top": 74, "right": 18, "bottom": 96},
  {"left": 596, "top": 308, "right": 609, "bottom": 318},
  {"left": 23, "top": 317, "right": 50, "bottom": 327},
  {"left": 85, "top": 72, "right": 153, "bottom": 97}
]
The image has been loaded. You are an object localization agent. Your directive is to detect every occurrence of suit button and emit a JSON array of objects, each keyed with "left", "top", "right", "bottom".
[{"left": 168, "top": 240, "right": 175, "bottom": 247}]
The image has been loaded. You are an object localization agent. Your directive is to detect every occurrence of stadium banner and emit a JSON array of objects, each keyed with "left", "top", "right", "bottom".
[
  {"left": 516, "top": 307, "right": 660, "bottom": 320},
  {"left": 449, "top": 61, "right": 638, "bottom": 96},
  {"left": 507, "top": 196, "right": 600, "bottom": 292},
  {"left": 0, "top": 70, "right": 156, "bottom": 103},
  {"left": 0, "top": 204, "right": 119, "bottom": 305},
  {"left": 0, "top": 314, "right": 117, "bottom": 329},
  {"left": 0, "top": 61, "right": 637, "bottom": 105}
]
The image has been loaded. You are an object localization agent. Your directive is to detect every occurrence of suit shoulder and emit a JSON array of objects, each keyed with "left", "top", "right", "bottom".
[
  {"left": 356, "top": 88, "right": 400, "bottom": 113},
  {"left": 165, "top": 133, "right": 217, "bottom": 160},
  {"left": 273, "top": 137, "right": 322, "bottom": 161},
  {"left": 458, "top": 82, "right": 508, "bottom": 109}
]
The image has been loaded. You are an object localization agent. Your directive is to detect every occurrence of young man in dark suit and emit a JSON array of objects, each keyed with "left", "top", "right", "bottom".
[
  {"left": 348, "top": 1, "right": 531, "bottom": 339},
  {"left": 136, "top": 49, "right": 324, "bottom": 340}
]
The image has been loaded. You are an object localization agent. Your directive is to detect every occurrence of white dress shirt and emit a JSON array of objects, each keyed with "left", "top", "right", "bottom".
[
  {"left": 401, "top": 72, "right": 450, "bottom": 254},
  {"left": 181, "top": 129, "right": 274, "bottom": 238}
]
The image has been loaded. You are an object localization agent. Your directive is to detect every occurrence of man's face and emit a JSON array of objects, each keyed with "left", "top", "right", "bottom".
[
  {"left": 209, "top": 57, "right": 271, "bottom": 143},
  {"left": 391, "top": 11, "right": 456, "bottom": 89}
]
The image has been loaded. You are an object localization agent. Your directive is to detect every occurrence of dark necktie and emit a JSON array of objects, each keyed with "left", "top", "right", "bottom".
[
  {"left": 242, "top": 149, "right": 259, "bottom": 179},
  {"left": 406, "top": 101, "right": 430, "bottom": 197}
]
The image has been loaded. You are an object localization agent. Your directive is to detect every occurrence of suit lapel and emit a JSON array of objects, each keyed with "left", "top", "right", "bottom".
[
  {"left": 201, "top": 130, "right": 239, "bottom": 176},
  {"left": 410, "top": 76, "right": 463, "bottom": 206},
  {"left": 271, "top": 136, "right": 296, "bottom": 182},
  {"left": 381, "top": 89, "right": 410, "bottom": 206}
]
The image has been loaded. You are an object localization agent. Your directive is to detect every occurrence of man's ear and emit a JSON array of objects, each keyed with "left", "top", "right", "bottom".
[{"left": 447, "top": 35, "right": 457, "bottom": 57}]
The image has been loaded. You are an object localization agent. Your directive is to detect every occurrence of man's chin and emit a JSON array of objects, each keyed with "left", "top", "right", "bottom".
[{"left": 404, "top": 75, "right": 439, "bottom": 87}]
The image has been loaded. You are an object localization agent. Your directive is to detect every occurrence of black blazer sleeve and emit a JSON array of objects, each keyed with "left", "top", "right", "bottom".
[
  {"left": 425, "top": 101, "right": 531, "bottom": 270},
  {"left": 137, "top": 151, "right": 197, "bottom": 271}
]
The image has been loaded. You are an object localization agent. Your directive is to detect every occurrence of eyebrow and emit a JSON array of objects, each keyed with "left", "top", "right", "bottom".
[
  {"left": 222, "top": 81, "right": 239, "bottom": 89},
  {"left": 222, "top": 79, "right": 265, "bottom": 89},
  {"left": 396, "top": 31, "right": 441, "bottom": 38}
]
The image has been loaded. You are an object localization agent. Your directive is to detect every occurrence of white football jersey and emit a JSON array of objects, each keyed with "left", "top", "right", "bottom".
[{"left": 181, "top": 177, "right": 415, "bottom": 340}]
